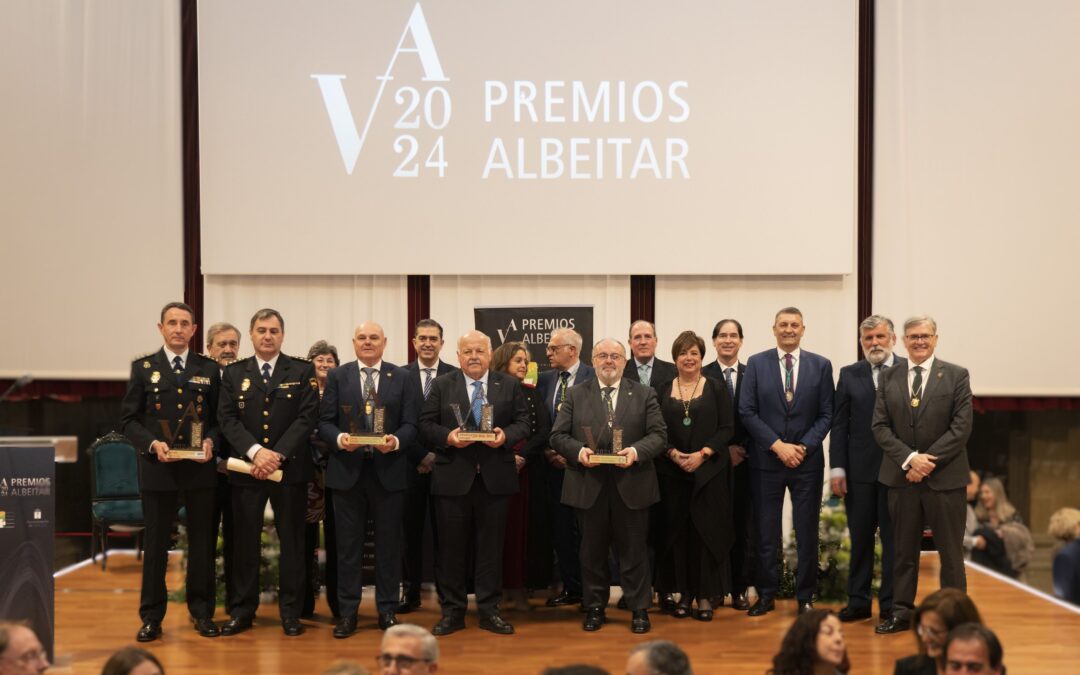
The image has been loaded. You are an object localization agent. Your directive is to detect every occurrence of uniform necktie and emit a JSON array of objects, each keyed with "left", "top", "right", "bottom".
[
  {"left": 261, "top": 362, "right": 271, "bottom": 383},
  {"left": 911, "top": 365, "right": 924, "bottom": 401},
  {"left": 783, "top": 353, "right": 794, "bottom": 402},
  {"left": 470, "top": 381, "right": 485, "bottom": 426},
  {"left": 172, "top": 355, "right": 183, "bottom": 376},
  {"left": 638, "top": 363, "right": 650, "bottom": 385},
  {"left": 423, "top": 368, "right": 434, "bottom": 399},
  {"left": 723, "top": 367, "right": 735, "bottom": 400}
]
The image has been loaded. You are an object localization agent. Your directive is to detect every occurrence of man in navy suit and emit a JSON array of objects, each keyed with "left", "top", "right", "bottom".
[
  {"left": 739, "top": 307, "right": 834, "bottom": 616},
  {"left": 318, "top": 321, "right": 419, "bottom": 638},
  {"left": 830, "top": 315, "right": 904, "bottom": 623},
  {"left": 537, "top": 328, "right": 595, "bottom": 607}
]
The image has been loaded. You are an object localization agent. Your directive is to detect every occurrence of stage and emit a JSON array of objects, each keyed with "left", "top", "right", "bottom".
[{"left": 51, "top": 551, "right": 1080, "bottom": 673}]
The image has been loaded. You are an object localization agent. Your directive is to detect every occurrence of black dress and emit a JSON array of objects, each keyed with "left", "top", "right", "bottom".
[{"left": 655, "top": 377, "right": 735, "bottom": 599}]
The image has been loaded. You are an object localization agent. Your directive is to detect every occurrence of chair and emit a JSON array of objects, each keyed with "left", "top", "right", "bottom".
[{"left": 88, "top": 431, "right": 145, "bottom": 570}]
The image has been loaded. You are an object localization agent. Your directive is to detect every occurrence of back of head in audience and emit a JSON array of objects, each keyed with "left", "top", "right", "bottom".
[
  {"left": 541, "top": 667, "right": 610, "bottom": 675},
  {"left": 322, "top": 660, "right": 371, "bottom": 675},
  {"left": 1048, "top": 507, "right": 1080, "bottom": 542},
  {"left": 912, "top": 588, "right": 983, "bottom": 660},
  {"left": 769, "top": 609, "right": 850, "bottom": 675},
  {"left": 944, "top": 623, "right": 1003, "bottom": 674},
  {"left": 0, "top": 622, "right": 49, "bottom": 675},
  {"left": 379, "top": 624, "right": 438, "bottom": 674},
  {"left": 101, "top": 646, "right": 164, "bottom": 675},
  {"left": 625, "top": 640, "right": 692, "bottom": 675}
]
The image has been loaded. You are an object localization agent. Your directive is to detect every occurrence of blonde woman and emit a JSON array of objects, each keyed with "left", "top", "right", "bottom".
[{"left": 1049, "top": 507, "right": 1080, "bottom": 605}]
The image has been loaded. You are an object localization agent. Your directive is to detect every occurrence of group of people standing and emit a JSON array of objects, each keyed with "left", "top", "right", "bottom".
[{"left": 120, "top": 301, "right": 973, "bottom": 644}]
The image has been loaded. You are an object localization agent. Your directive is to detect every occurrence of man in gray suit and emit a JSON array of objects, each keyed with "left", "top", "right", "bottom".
[
  {"left": 872, "top": 315, "right": 973, "bottom": 634},
  {"left": 550, "top": 338, "right": 667, "bottom": 634}
]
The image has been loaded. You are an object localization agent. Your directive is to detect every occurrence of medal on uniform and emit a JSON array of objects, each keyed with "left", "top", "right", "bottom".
[
  {"left": 241, "top": 378, "right": 250, "bottom": 392},
  {"left": 151, "top": 371, "right": 160, "bottom": 384},
  {"left": 143, "top": 361, "right": 151, "bottom": 369}
]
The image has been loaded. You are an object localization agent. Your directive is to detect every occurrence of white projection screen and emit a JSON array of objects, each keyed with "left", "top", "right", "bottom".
[{"left": 198, "top": 0, "right": 857, "bottom": 276}]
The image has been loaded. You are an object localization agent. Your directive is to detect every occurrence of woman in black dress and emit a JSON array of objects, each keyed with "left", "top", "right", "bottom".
[{"left": 655, "top": 330, "right": 734, "bottom": 620}]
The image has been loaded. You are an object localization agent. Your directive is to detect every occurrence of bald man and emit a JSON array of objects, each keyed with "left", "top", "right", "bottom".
[
  {"left": 318, "top": 322, "right": 419, "bottom": 638},
  {"left": 419, "top": 331, "right": 531, "bottom": 636}
]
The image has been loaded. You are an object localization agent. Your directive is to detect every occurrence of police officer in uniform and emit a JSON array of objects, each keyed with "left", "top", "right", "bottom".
[
  {"left": 120, "top": 301, "right": 221, "bottom": 642},
  {"left": 218, "top": 308, "right": 319, "bottom": 636}
]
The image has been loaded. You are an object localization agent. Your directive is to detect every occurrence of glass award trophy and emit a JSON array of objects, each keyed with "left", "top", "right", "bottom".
[
  {"left": 164, "top": 402, "right": 210, "bottom": 460},
  {"left": 582, "top": 420, "right": 627, "bottom": 466},
  {"left": 343, "top": 398, "right": 388, "bottom": 447},
  {"left": 452, "top": 403, "right": 498, "bottom": 442}
]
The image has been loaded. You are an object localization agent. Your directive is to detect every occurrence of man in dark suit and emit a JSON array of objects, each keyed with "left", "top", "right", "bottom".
[
  {"left": 419, "top": 330, "right": 531, "bottom": 636},
  {"left": 399, "top": 318, "right": 457, "bottom": 613},
  {"left": 830, "top": 314, "right": 905, "bottom": 623},
  {"left": 318, "top": 322, "right": 418, "bottom": 638},
  {"left": 205, "top": 321, "right": 241, "bottom": 615},
  {"left": 120, "top": 301, "right": 221, "bottom": 642},
  {"left": 537, "top": 328, "right": 595, "bottom": 608},
  {"left": 701, "top": 318, "right": 754, "bottom": 611},
  {"left": 550, "top": 338, "right": 668, "bottom": 634},
  {"left": 873, "top": 315, "right": 973, "bottom": 634},
  {"left": 218, "top": 308, "right": 318, "bottom": 636},
  {"left": 739, "top": 307, "right": 834, "bottom": 616}
]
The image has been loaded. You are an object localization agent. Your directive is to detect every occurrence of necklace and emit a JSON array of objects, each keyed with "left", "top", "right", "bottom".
[{"left": 676, "top": 375, "right": 699, "bottom": 426}]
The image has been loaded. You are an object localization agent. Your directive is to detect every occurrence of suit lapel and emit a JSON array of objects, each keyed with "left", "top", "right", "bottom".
[
  {"left": 613, "top": 381, "right": 632, "bottom": 428},
  {"left": 268, "top": 354, "right": 291, "bottom": 391},
  {"left": 768, "top": 352, "right": 787, "bottom": 408},
  {"left": 920, "top": 360, "right": 943, "bottom": 401}
]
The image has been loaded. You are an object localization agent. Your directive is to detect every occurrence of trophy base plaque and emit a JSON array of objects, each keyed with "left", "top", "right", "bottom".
[
  {"left": 347, "top": 433, "right": 388, "bottom": 446},
  {"left": 457, "top": 431, "right": 498, "bottom": 442},
  {"left": 590, "top": 454, "right": 628, "bottom": 465},
  {"left": 165, "top": 448, "right": 208, "bottom": 461}
]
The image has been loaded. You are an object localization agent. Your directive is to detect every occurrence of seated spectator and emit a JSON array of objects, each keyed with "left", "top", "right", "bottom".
[
  {"left": 1049, "top": 507, "right": 1080, "bottom": 605},
  {"left": 943, "top": 623, "right": 1004, "bottom": 675},
  {"left": 322, "top": 660, "right": 371, "bottom": 675},
  {"left": 0, "top": 622, "right": 49, "bottom": 675},
  {"left": 377, "top": 624, "right": 438, "bottom": 674},
  {"left": 962, "top": 471, "right": 981, "bottom": 557},
  {"left": 541, "top": 667, "right": 609, "bottom": 675},
  {"left": 894, "top": 588, "right": 982, "bottom": 675},
  {"left": 769, "top": 609, "right": 850, "bottom": 675},
  {"left": 971, "top": 478, "right": 1034, "bottom": 579},
  {"left": 101, "top": 646, "right": 164, "bottom": 675},
  {"left": 625, "top": 640, "right": 692, "bottom": 675}
]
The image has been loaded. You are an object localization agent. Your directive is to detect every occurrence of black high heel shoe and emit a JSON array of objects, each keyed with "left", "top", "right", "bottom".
[{"left": 672, "top": 601, "right": 692, "bottom": 619}]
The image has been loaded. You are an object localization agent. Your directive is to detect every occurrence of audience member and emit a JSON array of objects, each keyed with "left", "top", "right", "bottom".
[
  {"left": 963, "top": 471, "right": 981, "bottom": 557},
  {"left": 101, "top": 646, "right": 164, "bottom": 675},
  {"left": 971, "top": 478, "right": 1034, "bottom": 579},
  {"left": 625, "top": 640, "right": 693, "bottom": 675},
  {"left": 321, "top": 659, "right": 371, "bottom": 675},
  {"left": 1049, "top": 507, "right": 1080, "bottom": 605},
  {"left": 378, "top": 624, "right": 438, "bottom": 674},
  {"left": 769, "top": 609, "right": 850, "bottom": 675},
  {"left": 943, "top": 623, "right": 1004, "bottom": 675},
  {"left": 893, "top": 588, "right": 982, "bottom": 675},
  {"left": 541, "top": 667, "right": 609, "bottom": 675},
  {"left": 0, "top": 622, "right": 49, "bottom": 675}
]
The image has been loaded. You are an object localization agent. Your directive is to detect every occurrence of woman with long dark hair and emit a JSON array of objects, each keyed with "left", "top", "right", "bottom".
[{"left": 770, "top": 609, "right": 850, "bottom": 675}]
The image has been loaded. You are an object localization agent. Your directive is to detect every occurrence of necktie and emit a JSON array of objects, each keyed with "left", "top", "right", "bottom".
[
  {"left": 470, "top": 381, "right": 485, "bottom": 426},
  {"left": 602, "top": 386, "right": 615, "bottom": 418},
  {"left": 874, "top": 364, "right": 884, "bottom": 390},
  {"left": 638, "top": 363, "right": 650, "bottom": 385},
  {"left": 783, "top": 353, "right": 794, "bottom": 403},
  {"left": 911, "top": 365, "right": 924, "bottom": 401},
  {"left": 172, "top": 355, "right": 183, "bottom": 376},
  {"left": 423, "top": 368, "right": 434, "bottom": 399},
  {"left": 362, "top": 367, "right": 376, "bottom": 400},
  {"left": 556, "top": 371, "right": 571, "bottom": 411},
  {"left": 261, "top": 362, "right": 271, "bottom": 383},
  {"left": 723, "top": 367, "right": 735, "bottom": 400}
]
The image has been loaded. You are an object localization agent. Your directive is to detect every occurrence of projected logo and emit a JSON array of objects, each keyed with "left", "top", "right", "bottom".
[{"left": 312, "top": 3, "right": 450, "bottom": 177}]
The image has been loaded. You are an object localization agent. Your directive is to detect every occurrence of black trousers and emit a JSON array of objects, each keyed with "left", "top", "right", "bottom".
[
  {"left": 546, "top": 463, "right": 582, "bottom": 595},
  {"left": 751, "top": 467, "right": 822, "bottom": 602},
  {"left": 402, "top": 469, "right": 439, "bottom": 598},
  {"left": 212, "top": 472, "right": 234, "bottom": 607},
  {"left": 303, "top": 487, "right": 338, "bottom": 617},
  {"left": 334, "top": 466, "right": 404, "bottom": 616},
  {"left": 889, "top": 483, "right": 967, "bottom": 621},
  {"left": 434, "top": 478, "right": 508, "bottom": 616},
  {"left": 845, "top": 480, "right": 894, "bottom": 612},
  {"left": 728, "top": 461, "right": 757, "bottom": 595},
  {"left": 140, "top": 487, "right": 217, "bottom": 622},
  {"left": 229, "top": 481, "right": 307, "bottom": 621},
  {"left": 577, "top": 477, "right": 651, "bottom": 611}
]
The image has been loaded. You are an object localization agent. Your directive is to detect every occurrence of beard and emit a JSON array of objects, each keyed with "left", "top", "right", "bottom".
[{"left": 865, "top": 347, "right": 890, "bottom": 366}]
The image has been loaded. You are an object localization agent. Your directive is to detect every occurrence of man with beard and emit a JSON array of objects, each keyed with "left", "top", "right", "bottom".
[{"left": 830, "top": 315, "right": 904, "bottom": 623}]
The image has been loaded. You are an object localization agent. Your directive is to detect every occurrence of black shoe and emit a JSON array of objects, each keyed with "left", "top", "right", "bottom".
[
  {"left": 880, "top": 608, "right": 894, "bottom": 622},
  {"left": 616, "top": 596, "right": 628, "bottom": 610},
  {"left": 432, "top": 614, "right": 465, "bottom": 636},
  {"left": 582, "top": 608, "right": 606, "bottom": 632},
  {"left": 397, "top": 597, "right": 421, "bottom": 614},
  {"left": 136, "top": 621, "right": 161, "bottom": 642},
  {"left": 838, "top": 605, "right": 872, "bottom": 622},
  {"left": 192, "top": 618, "right": 219, "bottom": 638},
  {"left": 672, "top": 602, "right": 692, "bottom": 619},
  {"left": 694, "top": 608, "right": 714, "bottom": 622},
  {"left": 333, "top": 615, "right": 357, "bottom": 639},
  {"left": 798, "top": 601, "right": 814, "bottom": 615},
  {"left": 378, "top": 612, "right": 400, "bottom": 630},
  {"left": 220, "top": 616, "right": 253, "bottom": 636},
  {"left": 731, "top": 591, "right": 751, "bottom": 611},
  {"left": 748, "top": 598, "right": 775, "bottom": 616},
  {"left": 630, "top": 610, "right": 651, "bottom": 634},
  {"left": 478, "top": 613, "right": 514, "bottom": 635},
  {"left": 658, "top": 593, "right": 676, "bottom": 614},
  {"left": 546, "top": 591, "right": 582, "bottom": 607},
  {"left": 875, "top": 616, "right": 911, "bottom": 634},
  {"left": 282, "top": 618, "right": 304, "bottom": 636}
]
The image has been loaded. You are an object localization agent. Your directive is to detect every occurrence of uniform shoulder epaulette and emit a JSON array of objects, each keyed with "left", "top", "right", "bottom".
[
  {"left": 192, "top": 352, "right": 216, "bottom": 363},
  {"left": 288, "top": 354, "right": 311, "bottom": 363},
  {"left": 224, "top": 356, "right": 254, "bottom": 369},
  {"left": 132, "top": 350, "right": 158, "bottom": 364}
]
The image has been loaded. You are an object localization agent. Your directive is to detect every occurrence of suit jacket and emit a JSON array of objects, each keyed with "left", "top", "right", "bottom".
[
  {"left": 401, "top": 360, "right": 458, "bottom": 465},
  {"left": 218, "top": 354, "right": 319, "bottom": 485},
  {"left": 120, "top": 349, "right": 221, "bottom": 491},
  {"left": 873, "top": 358, "right": 972, "bottom": 490},
  {"left": 628, "top": 357, "right": 678, "bottom": 397},
  {"left": 702, "top": 360, "right": 749, "bottom": 448},
  {"left": 419, "top": 369, "right": 531, "bottom": 497},
  {"left": 832, "top": 356, "right": 907, "bottom": 483},
  {"left": 739, "top": 348, "right": 834, "bottom": 473},
  {"left": 537, "top": 363, "right": 596, "bottom": 420},
  {"left": 317, "top": 360, "right": 419, "bottom": 493},
  {"left": 549, "top": 378, "right": 668, "bottom": 510}
]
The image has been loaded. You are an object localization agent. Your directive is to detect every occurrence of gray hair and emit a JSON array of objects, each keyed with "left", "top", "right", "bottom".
[
  {"left": 593, "top": 337, "right": 627, "bottom": 356},
  {"left": 551, "top": 328, "right": 583, "bottom": 351},
  {"left": 774, "top": 306, "right": 803, "bottom": 323},
  {"left": 903, "top": 315, "right": 937, "bottom": 335},
  {"left": 629, "top": 640, "right": 693, "bottom": 675},
  {"left": 859, "top": 314, "right": 894, "bottom": 335},
  {"left": 206, "top": 322, "right": 240, "bottom": 345},
  {"left": 383, "top": 623, "right": 439, "bottom": 662}
]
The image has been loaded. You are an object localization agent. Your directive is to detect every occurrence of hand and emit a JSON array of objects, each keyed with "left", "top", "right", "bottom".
[
  {"left": 253, "top": 448, "right": 281, "bottom": 474},
  {"left": 728, "top": 444, "right": 747, "bottom": 467},
  {"left": 830, "top": 476, "right": 848, "bottom": 498},
  {"left": 973, "top": 535, "right": 987, "bottom": 550},
  {"left": 514, "top": 454, "right": 526, "bottom": 473},
  {"left": 417, "top": 451, "right": 436, "bottom": 474},
  {"left": 482, "top": 427, "right": 507, "bottom": 448},
  {"left": 615, "top": 447, "right": 637, "bottom": 469},
  {"left": 578, "top": 447, "right": 596, "bottom": 468},
  {"left": 446, "top": 428, "right": 472, "bottom": 448},
  {"left": 545, "top": 448, "right": 567, "bottom": 469},
  {"left": 771, "top": 441, "right": 804, "bottom": 469},
  {"left": 910, "top": 453, "right": 937, "bottom": 476},
  {"left": 195, "top": 438, "right": 214, "bottom": 463},
  {"left": 151, "top": 440, "right": 177, "bottom": 463},
  {"left": 374, "top": 435, "right": 398, "bottom": 454},
  {"left": 679, "top": 452, "right": 704, "bottom": 473},
  {"left": 906, "top": 468, "right": 924, "bottom": 483},
  {"left": 339, "top": 434, "right": 363, "bottom": 453}
]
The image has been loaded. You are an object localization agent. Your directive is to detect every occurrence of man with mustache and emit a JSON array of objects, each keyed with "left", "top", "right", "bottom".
[
  {"left": 419, "top": 330, "right": 531, "bottom": 636},
  {"left": 830, "top": 315, "right": 904, "bottom": 623}
]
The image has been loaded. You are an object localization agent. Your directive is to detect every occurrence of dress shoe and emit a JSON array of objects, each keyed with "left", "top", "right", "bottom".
[
  {"left": 378, "top": 612, "right": 400, "bottom": 630},
  {"left": 333, "top": 615, "right": 358, "bottom": 639},
  {"left": 880, "top": 608, "right": 894, "bottom": 622},
  {"left": 731, "top": 591, "right": 751, "bottom": 611},
  {"left": 838, "top": 605, "right": 872, "bottom": 622},
  {"left": 546, "top": 590, "right": 582, "bottom": 607},
  {"left": 630, "top": 610, "right": 651, "bottom": 634},
  {"left": 136, "top": 621, "right": 161, "bottom": 642},
  {"left": 694, "top": 608, "right": 714, "bottom": 622},
  {"left": 220, "top": 616, "right": 253, "bottom": 636},
  {"left": 672, "top": 602, "right": 692, "bottom": 619},
  {"left": 432, "top": 614, "right": 465, "bottom": 636},
  {"left": 398, "top": 596, "right": 421, "bottom": 614},
  {"left": 478, "top": 613, "right": 515, "bottom": 635},
  {"left": 875, "top": 616, "right": 911, "bottom": 634},
  {"left": 192, "top": 618, "right": 220, "bottom": 637},
  {"left": 282, "top": 618, "right": 305, "bottom": 636},
  {"left": 582, "top": 608, "right": 606, "bottom": 632},
  {"left": 747, "top": 597, "right": 775, "bottom": 616},
  {"left": 616, "top": 596, "right": 629, "bottom": 610},
  {"left": 658, "top": 593, "right": 676, "bottom": 614},
  {"left": 798, "top": 601, "right": 814, "bottom": 615}
]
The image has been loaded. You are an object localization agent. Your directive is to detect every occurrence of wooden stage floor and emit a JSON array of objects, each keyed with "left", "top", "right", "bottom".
[{"left": 52, "top": 552, "right": 1080, "bottom": 673}]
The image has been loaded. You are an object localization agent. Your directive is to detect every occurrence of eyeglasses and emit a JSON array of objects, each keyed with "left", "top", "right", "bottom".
[
  {"left": 546, "top": 344, "right": 571, "bottom": 353},
  {"left": 593, "top": 353, "right": 625, "bottom": 362},
  {"left": 904, "top": 334, "right": 936, "bottom": 343},
  {"left": 376, "top": 653, "right": 431, "bottom": 668},
  {"left": 917, "top": 624, "right": 946, "bottom": 639}
]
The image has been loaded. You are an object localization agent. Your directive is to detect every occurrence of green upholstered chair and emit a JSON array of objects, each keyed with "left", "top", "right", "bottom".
[{"left": 88, "top": 431, "right": 144, "bottom": 570}]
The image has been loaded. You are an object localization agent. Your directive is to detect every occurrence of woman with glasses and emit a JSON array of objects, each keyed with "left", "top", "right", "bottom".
[{"left": 894, "top": 588, "right": 982, "bottom": 675}]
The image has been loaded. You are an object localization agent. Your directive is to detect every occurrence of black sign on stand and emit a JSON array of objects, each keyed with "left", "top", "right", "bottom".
[{"left": 474, "top": 305, "right": 594, "bottom": 372}]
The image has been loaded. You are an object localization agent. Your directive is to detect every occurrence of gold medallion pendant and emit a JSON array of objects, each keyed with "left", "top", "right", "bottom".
[{"left": 911, "top": 397, "right": 920, "bottom": 408}]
